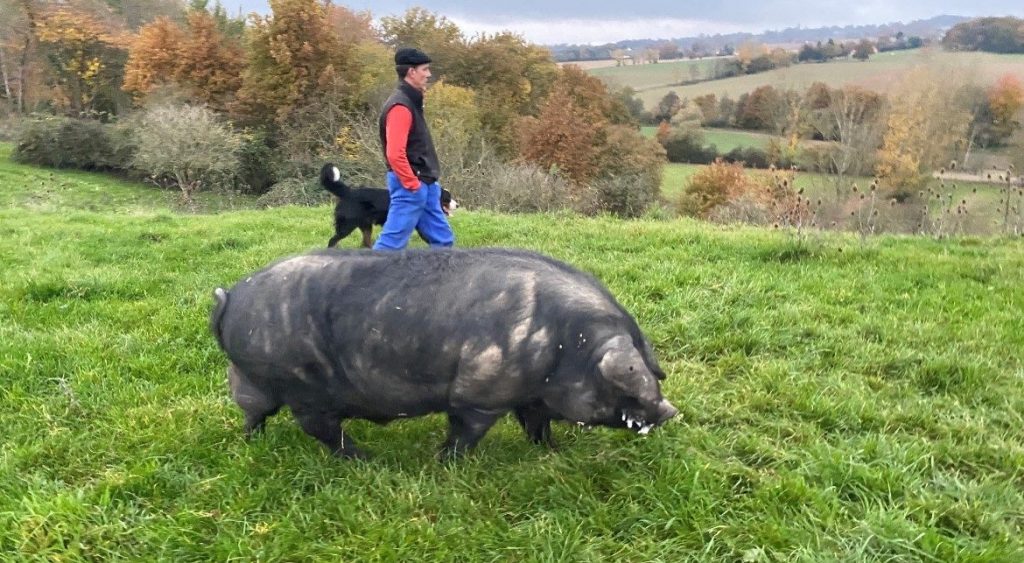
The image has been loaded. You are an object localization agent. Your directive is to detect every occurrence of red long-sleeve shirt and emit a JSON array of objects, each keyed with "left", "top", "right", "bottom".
[{"left": 384, "top": 105, "right": 421, "bottom": 190}]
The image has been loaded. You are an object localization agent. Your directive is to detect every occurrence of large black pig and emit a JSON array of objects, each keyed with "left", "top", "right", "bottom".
[{"left": 210, "top": 247, "right": 677, "bottom": 460}]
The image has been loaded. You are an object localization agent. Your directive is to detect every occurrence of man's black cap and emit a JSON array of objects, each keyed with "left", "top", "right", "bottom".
[{"left": 395, "top": 47, "right": 431, "bottom": 66}]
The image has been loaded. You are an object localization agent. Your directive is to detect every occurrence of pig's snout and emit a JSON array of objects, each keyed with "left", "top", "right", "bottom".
[{"left": 656, "top": 399, "right": 678, "bottom": 425}]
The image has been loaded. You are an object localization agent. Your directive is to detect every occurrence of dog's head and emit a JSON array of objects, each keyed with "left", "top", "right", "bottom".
[{"left": 441, "top": 189, "right": 458, "bottom": 216}]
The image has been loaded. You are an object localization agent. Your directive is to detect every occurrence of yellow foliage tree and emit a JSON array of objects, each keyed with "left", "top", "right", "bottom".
[
  {"left": 34, "top": 5, "right": 129, "bottom": 115},
  {"left": 875, "top": 67, "right": 970, "bottom": 191},
  {"left": 425, "top": 81, "right": 484, "bottom": 176},
  {"left": 233, "top": 0, "right": 352, "bottom": 125}
]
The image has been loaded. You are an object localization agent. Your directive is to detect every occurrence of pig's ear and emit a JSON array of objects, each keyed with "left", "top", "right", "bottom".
[
  {"left": 640, "top": 337, "right": 666, "bottom": 381},
  {"left": 597, "top": 336, "right": 658, "bottom": 400}
]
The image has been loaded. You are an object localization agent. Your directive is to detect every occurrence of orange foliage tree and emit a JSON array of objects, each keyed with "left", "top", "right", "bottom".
[
  {"left": 517, "top": 64, "right": 663, "bottom": 189},
  {"left": 516, "top": 84, "right": 603, "bottom": 185},
  {"left": 122, "top": 16, "right": 184, "bottom": 95},
  {"left": 988, "top": 74, "right": 1024, "bottom": 142},
  {"left": 123, "top": 9, "right": 245, "bottom": 112}
]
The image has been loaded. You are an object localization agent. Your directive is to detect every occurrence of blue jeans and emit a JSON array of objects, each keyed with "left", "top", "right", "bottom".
[{"left": 372, "top": 172, "right": 455, "bottom": 250}]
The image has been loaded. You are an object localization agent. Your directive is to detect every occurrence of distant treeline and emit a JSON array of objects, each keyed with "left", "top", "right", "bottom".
[
  {"left": 942, "top": 17, "right": 1024, "bottom": 54},
  {"left": 549, "top": 15, "right": 966, "bottom": 62}
]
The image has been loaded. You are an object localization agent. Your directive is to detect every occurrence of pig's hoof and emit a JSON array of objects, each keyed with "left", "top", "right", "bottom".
[
  {"left": 334, "top": 447, "right": 370, "bottom": 461},
  {"left": 436, "top": 446, "right": 469, "bottom": 463}
]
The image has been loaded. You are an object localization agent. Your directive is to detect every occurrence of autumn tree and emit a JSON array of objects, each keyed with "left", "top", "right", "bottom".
[
  {"left": 517, "top": 65, "right": 664, "bottom": 194},
  {"left": 122, "top": 16, "right": 184, "bottom": 96},
  {"left": 0, "top": 0, "right": 40, "bottom": 112},
  {"left": 123, "top": 6, "right": 245, "bottom": 112},
  {"left": 378, "top": 8, "right": 464, "bottom": 80},
  {"left": 736, "top": 85, "right": 782, "bottom": 130},
  {"left": 988, "top": 74, "right": 1024, "bottom": 143},
  {"left": 819, "top": 86, "right": 885, "bottom": 197},
  {"left": 449, "top": 32, "right": 558, "bottom": 155},
  {"left": 853, "top": 39, "right": 874, "bottom": 60},
  {"left": 656, "top": 41, "right": 681, "bottom": 60},
  {"left": 516, "top": 83, "right": 602, "bottom": 185},
  {"left": 875, "top": 67, "right": 971, "bottom": 191},
  {"left": 942, "top": 17, "right": 1024, "bottom": 54},
  {"left": 692, "top": 93, "right": 718, "bottom": 125},
  {"left": 655, "top": 90, "right": 681, "bottom": 122},
  {"left": 735, "top": 42, "right": 768, "bottom": 69},
  {"left": 175, "top": 9, "right": 245, "bottom": 110},
  {"left": 34, "top": 4, "right": 130, "bottom": 116},
  {"left": 234, "top": 0, "right": 352, "bottom": 125}
]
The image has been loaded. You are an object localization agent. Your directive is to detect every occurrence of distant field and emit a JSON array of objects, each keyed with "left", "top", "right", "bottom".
[
  {"left": 642, "top": 127, "right": 774, "bottom": 153},
  {"left": 588, "top": 56, "right": 732, "bottom": 91},
  {"left": 557, "top": 59, "right": 621, "bottom": 70},
  {"left": 607, "top": 49, "right": 1024, "bottom": 109}
]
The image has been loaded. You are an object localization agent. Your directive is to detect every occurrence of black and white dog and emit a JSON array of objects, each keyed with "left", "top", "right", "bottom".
[{"left": 319, "top": 164, "right": 457, "bottom": 248}]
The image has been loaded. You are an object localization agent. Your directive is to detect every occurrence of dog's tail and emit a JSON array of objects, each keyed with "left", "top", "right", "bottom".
[
  {"left": 210, "top": 287, "right": 230, "bottom": 351},
  {"left": 319, "top": 163, "right": 350, "bottom": 199}
]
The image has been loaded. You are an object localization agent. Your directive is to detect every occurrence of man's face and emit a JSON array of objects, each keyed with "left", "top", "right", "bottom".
[{"left": 406, "top": 64, "right": 431, "bottom": 91}]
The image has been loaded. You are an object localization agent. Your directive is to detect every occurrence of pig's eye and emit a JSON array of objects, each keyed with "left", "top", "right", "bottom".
[{"left": 628, "top": 366, "right": 634, "bottom": 372}]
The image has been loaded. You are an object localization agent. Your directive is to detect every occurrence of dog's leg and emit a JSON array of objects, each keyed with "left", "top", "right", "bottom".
[
  {"left": 328, "top": 222, "right": 358, "bottom": 248},
  {"left": 360, "top": 226, "right": 373, "bottom": 248}
]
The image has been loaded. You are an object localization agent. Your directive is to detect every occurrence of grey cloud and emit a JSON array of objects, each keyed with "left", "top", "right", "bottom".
[{"left": 227, "top": 1, "right": 1024, "bottom": 34}]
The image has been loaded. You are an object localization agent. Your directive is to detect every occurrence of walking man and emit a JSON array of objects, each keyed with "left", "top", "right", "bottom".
[{"left": 373, "top": 47, "right": 455, "bottom": 250}]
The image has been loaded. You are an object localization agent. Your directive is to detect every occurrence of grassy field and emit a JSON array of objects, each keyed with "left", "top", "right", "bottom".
[
  {"left": 616, "top": 49, "right": 1024, "bottom": 110},
  {"left": 3, "top": 154, "right": 1024, "bottom": 560},
  {"left": 588, "top": 57, "right": 730, "bottom": 91},
  {"left": 642, "top": 127, "right": 774, "bottom": 153}
]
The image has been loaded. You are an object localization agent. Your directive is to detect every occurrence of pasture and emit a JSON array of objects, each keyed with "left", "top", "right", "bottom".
[
  {"left": 643, "top": 127, "right": 775, "bottom": 153},
  {"left": 601, "top": 49, "right": 1024, "bottom": 111},
  {"left": 2, "top": 152, "right": 1024, "bottom": 560},
  {"left": 587, "top": 57, "right": 730, "bottom": 91}
]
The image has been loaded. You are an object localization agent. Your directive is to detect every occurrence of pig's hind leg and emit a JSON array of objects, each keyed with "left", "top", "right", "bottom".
[
  {"left": 439, "top": 407, "right": 504, "bottom": 460},
  {"left": 228, "top": 364, "right": 282, "bottom": 438}
]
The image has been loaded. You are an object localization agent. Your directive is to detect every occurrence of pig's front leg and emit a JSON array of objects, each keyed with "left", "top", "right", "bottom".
[
  {"left": 439, "top": 407, "right": 504, "bottom": 460},
  {"left": 293, "top": 410, "right": 368, "bottom": 460},
  {"left": 514, "top": 402, "right": 557, "bottom": 449}
]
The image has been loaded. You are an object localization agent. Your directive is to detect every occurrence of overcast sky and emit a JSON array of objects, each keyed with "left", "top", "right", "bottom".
[{"left": 223, "top": 1, "right": 1024, "bottom": 45}]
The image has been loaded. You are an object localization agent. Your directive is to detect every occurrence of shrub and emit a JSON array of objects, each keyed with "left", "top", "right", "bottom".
[
  {"left": 455, "top": 161, "right": 577, "bottom": 213},
  {"left": 13, "top": 116, "right": 125, "bottom": 171},
  {"left": 590, "top": 173, "right": 662, "bottom": 218},
  {"left": 722, "top": 146, "right": 771, "bottom": 169},
  {"left": 589, "top": 125, "right": 666, "bottom": 217},
  {"left": 130, "top": 104, "right": 241, "bottom": 204},
  {"left": 678, "top": 158, "right": 781, "bottom": 219},
  {"left": 101, "top": 122, "right": 138, "bottom": 173},
  {"left": 255, "top": 177, "right": 329, "bottom": 207},
  {"left": 661, "top": 127, "right": 718, "bottom": 164},
  {"left": 234, "top": 129, "right": 278, "bottom": 195}
]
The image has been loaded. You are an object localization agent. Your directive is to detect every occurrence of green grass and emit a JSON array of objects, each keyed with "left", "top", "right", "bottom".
[
  {"left": 702, "top": 128, "right": 773, "bottom": 152},
  {"left": 642, "top": 127, "right": 773, "bottom": 153},
  {"left": 589, "top": 57, "right": 726, "bottom": 91},
  {"left": 0, "top": 143, "right": 257, "bottom": 214},
  {"left": 3, "top": 156, "right": 1024, "bottom": 560}
]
